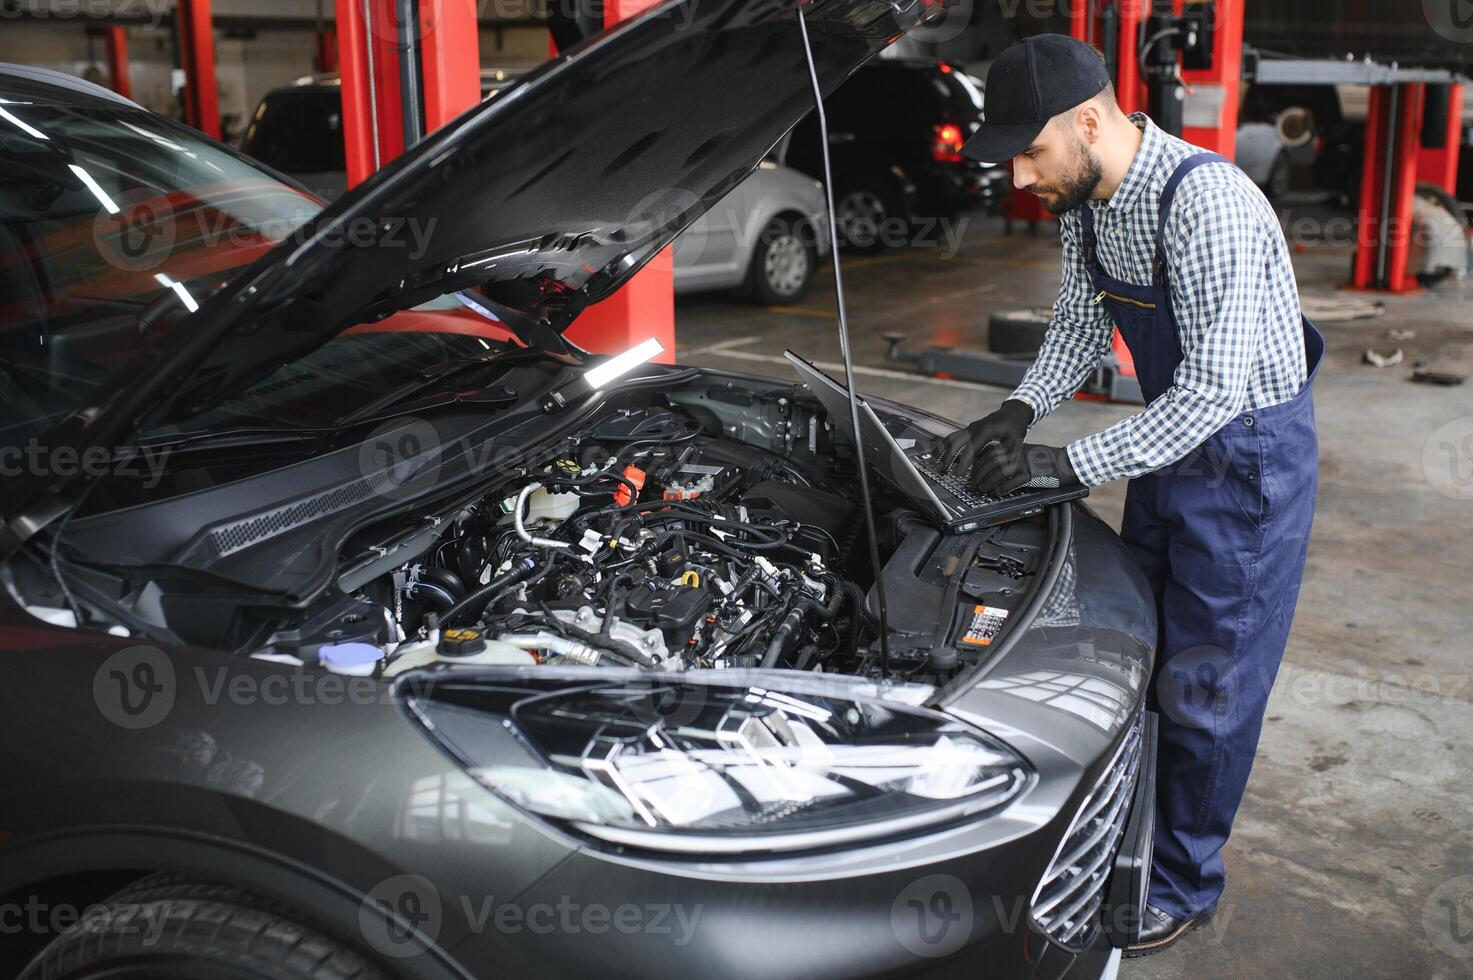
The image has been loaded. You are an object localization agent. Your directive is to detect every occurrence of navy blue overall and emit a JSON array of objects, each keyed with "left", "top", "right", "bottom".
[{"left": 1078, "top": 152, "right": 1323, "bottom": 919}]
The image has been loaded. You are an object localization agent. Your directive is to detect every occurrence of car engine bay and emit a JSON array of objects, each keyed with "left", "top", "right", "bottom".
[{"left": 7, "top": 376, "right": 1056, "bottom": 686}]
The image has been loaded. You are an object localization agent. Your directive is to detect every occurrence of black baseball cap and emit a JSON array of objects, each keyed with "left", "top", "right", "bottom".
[{"left": 961, "top": 34, "right": 1111, "bottom": 165}]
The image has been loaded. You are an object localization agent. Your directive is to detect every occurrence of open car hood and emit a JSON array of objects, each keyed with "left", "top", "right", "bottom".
[
  {"left": 141, "top": 0, "right": 942, "bottom": 426},
  {"left": 0, "top": 0, "right": 945, "bottom": 549}
]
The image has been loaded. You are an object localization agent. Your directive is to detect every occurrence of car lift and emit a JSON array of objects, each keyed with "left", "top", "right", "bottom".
[
  {"left": 1237, "top": 52, "right": 1466, "bottom": 293},
  {"left": 890, "top": 0, "right": 1238, "bottom": 403},
  {"left": 331, "top": 0, "right": 675, "bottom": 361},
  {"left": 890, "top": 0, "right": 1467, "bottom": 398}
]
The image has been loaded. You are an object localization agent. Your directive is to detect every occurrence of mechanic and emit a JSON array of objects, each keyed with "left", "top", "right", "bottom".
[{"left": 941, "top": 34, "right": 1323, "bottom": 956}]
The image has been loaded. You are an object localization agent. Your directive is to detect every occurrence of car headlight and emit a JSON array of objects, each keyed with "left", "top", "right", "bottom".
[{"left": 406, "top": 673, "right": 1032, "bottom": 854}]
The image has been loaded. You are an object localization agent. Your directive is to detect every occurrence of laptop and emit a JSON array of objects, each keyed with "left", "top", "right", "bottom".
[{"left": 784, "top": 350, "right": 1088, "bottom": 533}]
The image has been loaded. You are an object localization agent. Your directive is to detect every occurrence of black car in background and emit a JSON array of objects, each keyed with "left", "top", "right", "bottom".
[
  {"left": 240, "top": 71, "right": 525, "bottom": 200},
  {"left": 784, "top": 57, "right": 1009, "bottom": 249}
]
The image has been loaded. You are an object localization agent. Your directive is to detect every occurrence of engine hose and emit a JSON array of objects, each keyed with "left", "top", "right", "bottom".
[
  {"left": 516, "top": 612, "right": 656, "bottom": 668},
  {"left": 840, "top": 579, "right": 869, "bottom": 652},
  {"left": 442, "top": 557, "right": 538, "bottom": 626},
  {"left": 407, "top": 580, "right": 456, "bottom": 612},
  {"left": 417, "top": 565, "right": 467, "bottom": 600},
  {"left": 455, "top": 536, "right": 486, "bottom": 587},
  {"left": 514, "top": 483, "right": 572, "bottom": 551},
  {"left": 758, "top": 589, "right": 840, "bottom": 670}
]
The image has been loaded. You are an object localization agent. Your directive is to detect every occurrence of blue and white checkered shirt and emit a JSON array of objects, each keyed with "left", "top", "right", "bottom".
[{"left": 1011, "top": 113, "right": 1307, "bottom": 487}]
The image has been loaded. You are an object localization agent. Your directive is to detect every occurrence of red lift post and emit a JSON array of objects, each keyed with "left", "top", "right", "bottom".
[
  {"left": 1351, "top": 83, "right": 1427, "bottom": 293},
  {"left": 105, "top": 26, "right": 131, "bottom": 99},
  {"left": 418, "top": 0, "right": 480, "bottom": 130},
  {"left": 1417, "top": 84, "right": 1465, "bottom": 195},
  {"left": 561, "top": 0, "right": 676, "bottom": 363},
  {"left": 1179, "top": 0, "right": 1243, "bottom": 158},
  {"left": 335, "top": 0, "right": 410, "bottom": 187},
  {"left": 176, "top": 0, "right": 220, "bottom": 139},
  {"left": 315, "top": 28, "right": 338, "bottom": 75}
]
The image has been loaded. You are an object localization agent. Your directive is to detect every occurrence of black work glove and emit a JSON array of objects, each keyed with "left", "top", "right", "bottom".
[
  {"left": 940, "top": 398, "right": 1034, "bottom": 478},
  {"left": 974, "top": 443, "right": 1080, "bottom": 497}
]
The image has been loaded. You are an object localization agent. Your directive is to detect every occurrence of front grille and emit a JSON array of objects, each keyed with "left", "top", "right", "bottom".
[{"left": 1031, "top": 713, "right": 1145, "bottom": 947}]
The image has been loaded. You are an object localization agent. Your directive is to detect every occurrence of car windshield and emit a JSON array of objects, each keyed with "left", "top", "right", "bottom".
[{"left": 0, "top": 97, "right": 320, "bottom": 450}]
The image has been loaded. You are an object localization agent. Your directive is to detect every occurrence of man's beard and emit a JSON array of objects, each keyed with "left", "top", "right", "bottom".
[{"left": 1037, "top": 134, "right": 1103, "bottom": 215}]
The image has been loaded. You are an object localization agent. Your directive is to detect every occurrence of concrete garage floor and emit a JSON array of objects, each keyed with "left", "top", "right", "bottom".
[{"left": 673, "top": 203, "right": 1473, "bottom": 979}]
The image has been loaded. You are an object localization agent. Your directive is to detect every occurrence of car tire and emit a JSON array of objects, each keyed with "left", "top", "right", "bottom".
[
  {"left": 19, "top": 874, "right": 389, "bottom": 980},
  {"left": 988, "top": 307, "right": 1053, "bottom": 356},
  {"left": 835, "top": 180, "right": 903, "bottom": 252},
  {"left": 748, "top": 213, "right": 816, "bottom": 305},
  {"left": 1265, "top": 149, "right": 1292, "bottom": 199},
  {"left": 1415, "top": 181, "right": 1469, "bottom": 230}
]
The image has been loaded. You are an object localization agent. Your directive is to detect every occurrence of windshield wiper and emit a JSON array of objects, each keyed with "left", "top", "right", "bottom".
[
  {"left": 331, "top": 354, "right": 518, "bottom": 428},
  {"left": 130, "top": 425, "right": 342, "bottom": 453}
]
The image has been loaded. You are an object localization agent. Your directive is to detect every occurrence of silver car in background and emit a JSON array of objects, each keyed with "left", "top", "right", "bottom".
[
  {"left": 673, "top": 159, "right": 830, "bottom": 304},
  {"left": 242, "top": 75, "right": 828, "bottom": 305}
]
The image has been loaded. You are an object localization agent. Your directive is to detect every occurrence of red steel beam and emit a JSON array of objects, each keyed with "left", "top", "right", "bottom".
[
  {"left": 176, "top": 0, "right": 220, "bottom": 139},
  {"left": 105, "top": 26, "right": 131, "bottom": 99},
  {"left": 419, "top": 0, "right": 481, "bottom": 132}
]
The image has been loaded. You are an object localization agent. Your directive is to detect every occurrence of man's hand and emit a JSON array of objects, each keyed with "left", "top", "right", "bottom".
[
  {"left": 940, "top": 399, "right": 1033, "bottom": 478},
  {"left": 974, "top": 443, "right": 1080, "bottom": 497}
]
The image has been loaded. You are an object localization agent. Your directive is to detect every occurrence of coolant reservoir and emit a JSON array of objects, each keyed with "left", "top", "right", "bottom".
[
  {"left": 382, "top": 629, "right": 536, "bottom": 676},
  {"left": 522, "top": 487, "right": 579, "bottom": 524}
]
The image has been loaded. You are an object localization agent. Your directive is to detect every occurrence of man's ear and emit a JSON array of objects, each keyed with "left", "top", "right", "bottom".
[{"left": 1075, "top": 102, "right": 1104, "bottom": 144}]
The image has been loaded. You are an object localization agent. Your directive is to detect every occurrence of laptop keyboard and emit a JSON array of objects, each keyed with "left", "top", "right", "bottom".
[{"left": 915, "top": 461, "right": 996, "bottom": 509}]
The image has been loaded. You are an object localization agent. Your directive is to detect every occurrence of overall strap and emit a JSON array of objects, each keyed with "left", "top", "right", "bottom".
[
  {"left": 1078, "top": 199, "right": 1099, "bottom": 268},
  {"left": 1153, "top": 151, "right": 1231, "bottom": 283}
]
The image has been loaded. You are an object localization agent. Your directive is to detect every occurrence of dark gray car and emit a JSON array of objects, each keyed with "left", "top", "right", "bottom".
[{"left": 0, "top": 0, "right": 1157, "bottom": 976}]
